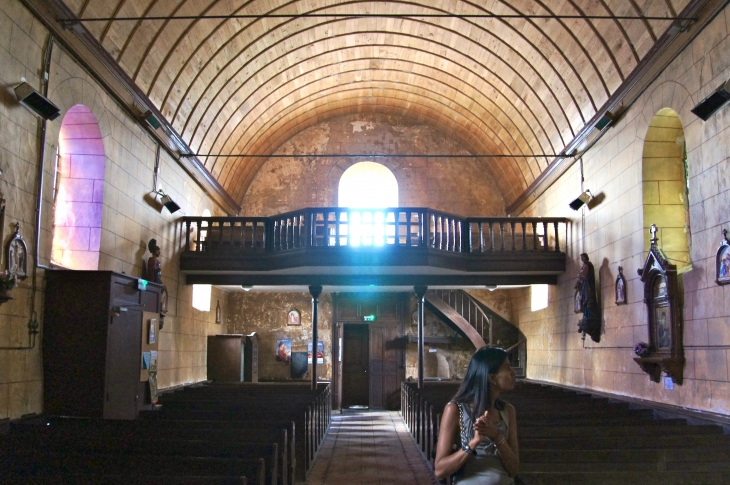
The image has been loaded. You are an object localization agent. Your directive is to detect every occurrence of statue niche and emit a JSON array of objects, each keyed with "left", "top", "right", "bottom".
[{"left": 634, "top": 224, "right": 684, "bottom": 384}]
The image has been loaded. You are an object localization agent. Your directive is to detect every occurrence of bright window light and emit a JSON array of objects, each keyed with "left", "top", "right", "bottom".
[
  {"left": 192, "top": 284, "right": 211, "bottom": 311},
  {"left": 338, "top": 162, "right": 398, "bottom": 247},
  {"left": 338, "top": 161, "right": 398, "bottom": 208},
  {"left": 531, "top": 284, "right": 548, "bottom": 311}
]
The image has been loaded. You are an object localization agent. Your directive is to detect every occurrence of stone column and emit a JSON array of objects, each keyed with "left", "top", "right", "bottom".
[
  {"left": 309, "top": 285, "right": 323, "bottom": 390},
  {"left": 414, "top": 285, "right": 428, "bottom": 389}
]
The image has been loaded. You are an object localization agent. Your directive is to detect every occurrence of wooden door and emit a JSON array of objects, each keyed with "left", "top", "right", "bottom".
[
  {"left": 105, "top": 308, "right": 142, "bottom": 419},
  {"left": 342, "top": 324, "right": 369, "bottom": 408},
  {"left": 369, "top": 323, "right": 403, "bottom": 410}
]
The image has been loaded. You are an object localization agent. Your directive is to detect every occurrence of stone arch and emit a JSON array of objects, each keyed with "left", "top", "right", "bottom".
[
  {"left": 52, "top": 104, "right": 105, "bottom": 269},
  {"left": 48, "top": 77, "right": 112, "bottom": 142},
  {"left": 641, "top": 107, "right": 690, "bottom": 268},
  {"left": 327, "top": 156, "right": 406, "bottom": 207}
]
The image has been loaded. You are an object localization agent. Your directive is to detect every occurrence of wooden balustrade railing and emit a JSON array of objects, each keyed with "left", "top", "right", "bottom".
[{"left": 182, "top": 209, "right": 567, "bottom": 255}]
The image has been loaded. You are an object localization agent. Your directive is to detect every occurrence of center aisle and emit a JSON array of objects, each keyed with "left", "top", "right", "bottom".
[{"left": 304, "top": 410, "right": 440, "bottom": 485}]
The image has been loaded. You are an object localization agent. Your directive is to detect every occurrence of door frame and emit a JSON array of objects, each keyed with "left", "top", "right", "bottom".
[
  {"left": 337, "top": 322, "right": 371, "bottom": 409},
  {"left": 332, "top": 292, "right": 406, "bottom": 410}
]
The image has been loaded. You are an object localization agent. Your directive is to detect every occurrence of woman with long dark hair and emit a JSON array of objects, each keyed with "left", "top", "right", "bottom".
[{"left": 434, "top": 347, "right": 519, "bottom": 484}]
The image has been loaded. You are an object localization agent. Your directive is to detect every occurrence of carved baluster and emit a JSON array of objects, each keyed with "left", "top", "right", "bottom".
[
  {"left": 281, "top": 219, "right": 287, "bottom": 250},
  {"left": 435, "top": 216, "right": 440, "bottom": 250},
  {"left": 511, "top": 221, "right": 516, "bottom": 251},
  {"left": 279, "top": 219, "right": 284, "bottom": 250},
  {"left": 289, "top": 217, "right": 294, "bottom": 249},
  {"left": 299, "top": 215, "right": 305, "bottom": 248},
  {"left": 554, "top": 221, "right": 560, "bottom": 252},
  {"left": 543, "top": 222, "right": 549, "bottom": 251},
  {"left": 273, "top": 220, "right": 278, "bottom": 250},
  {"left": 521, "top": 222, "right": 527, "bottom": 251},
  {"left": 500, "top": 222, "right": 505, "bottom": 251},
  {"left": 489, "top": 222, "right": 495, "bottom": 252},
  {"left": 445, "top": 218, "right": 451, "bottom": 251},
  {"left": 478, "top": 222, "right": 484, "bottom": 253},
  {"left": 467, "top": 221, "right": 473, "bottom": 253},
  {"left": 335, "top": 211, "right": 341, "bottom": 247},
  {"left": 185, "top": 220, "right": 191, "bottom": 252},
  {"left": 532, "top": 222, "right": 538, "bottom": 251}
]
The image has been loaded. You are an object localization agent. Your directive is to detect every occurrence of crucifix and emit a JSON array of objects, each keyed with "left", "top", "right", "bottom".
[{"left": 649, "top": 223, "right": 658, "bottom": 246}]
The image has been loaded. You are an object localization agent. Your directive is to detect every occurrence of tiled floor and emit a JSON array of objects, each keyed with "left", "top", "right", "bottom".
[{"left": 304, "top": 410, "right": 439, "bottom": 485}]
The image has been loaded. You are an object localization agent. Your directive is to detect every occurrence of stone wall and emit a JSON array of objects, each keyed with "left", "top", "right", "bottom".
[
  {"left": 227, "top": 292, "right": 333, "bottom": 381},
  {"left": 242, "top": 113, "right": 507, "bottom": 216},
  {"left": 0, "top": 0, "right": 228, "bottom": 420},
  {"left": 514, "top": 7, "right": 730, "bottom": 414}
]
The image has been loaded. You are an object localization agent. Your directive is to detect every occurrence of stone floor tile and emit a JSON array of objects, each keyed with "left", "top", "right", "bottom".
[{"left": 303, "top": 410, "right": 439, "bottom": 485}]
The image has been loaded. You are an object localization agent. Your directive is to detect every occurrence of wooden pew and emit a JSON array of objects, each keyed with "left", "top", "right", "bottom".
[
  {"left": 11, "top": 418, "right": 293, "bottom": 485},
  {"left": 3, "top": 452, "right": 266, "bottom": 485}
]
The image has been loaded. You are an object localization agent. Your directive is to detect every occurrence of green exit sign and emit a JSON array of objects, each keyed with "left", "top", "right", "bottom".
[{"left": 363, "top": 314, "right": 376, "bottom": 322}]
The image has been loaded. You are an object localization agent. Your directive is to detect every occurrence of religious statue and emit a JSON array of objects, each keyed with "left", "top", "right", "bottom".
[
  {"left": 575, "top": 252, "right": 601, "bottom": 342},
  {"left": 146, "top": 239, "right": 162, "bottom": 284},
  {"left": 147, "top": 238, "right": 166, "bottom": 328}
]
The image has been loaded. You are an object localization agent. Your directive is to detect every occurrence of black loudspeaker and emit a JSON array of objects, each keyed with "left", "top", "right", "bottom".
[
  {"left": 14, "top": 82, "right": 61, "bottom": 121},
  {"left": 691, "top": 80, "right": 730, "bottom": 121}
]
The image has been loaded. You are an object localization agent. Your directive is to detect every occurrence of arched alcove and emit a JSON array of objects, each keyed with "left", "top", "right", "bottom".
[
  {"left": 338, "top": 161, "right": 398, "bottom": 208},
  {"left": 52, "top": 104, "right": 105, "bottom": 270},
  {"left": 642, "top": 108, "right": 690, "bottom": 269}
]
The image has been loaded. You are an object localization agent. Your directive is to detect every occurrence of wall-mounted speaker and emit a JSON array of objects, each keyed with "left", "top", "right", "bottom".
[
  {"left": 14, "top": 82, "right": 61, "bottom": 121},
  {"left": 691, "top": 80, "right": 730, "bottom": 121}
]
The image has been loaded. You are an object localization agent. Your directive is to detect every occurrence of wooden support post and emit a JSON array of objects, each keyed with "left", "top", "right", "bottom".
[
  {"left": 414, "top": 285, "right": 428, "bottom": 389},
  {"left": 310, "top": 285, "right": 322, "bottom": 390}
]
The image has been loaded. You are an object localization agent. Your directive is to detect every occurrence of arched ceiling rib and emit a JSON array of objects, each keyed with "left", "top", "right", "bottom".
[{"left": 64, "top": 0, "right": 689, "bottom": 208}]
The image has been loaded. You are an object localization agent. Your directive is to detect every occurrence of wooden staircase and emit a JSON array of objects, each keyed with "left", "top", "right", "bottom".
[
  {"left": 425, "top": 289, "right": 526, "bottom": 376},
  {"left": 402, "top": 380, "right": 730, "bottom": 485}
]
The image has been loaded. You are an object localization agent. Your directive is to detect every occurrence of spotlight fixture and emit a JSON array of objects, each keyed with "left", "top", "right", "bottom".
[
  {"left": 14, "top": 82, "right": 60, "bottom": 121},
  {"left": 569, "top": 190, "right": 593, "bottom": 211},
  {"left": 241, "top": 285, "right": 253, "bottom": 291},
  {"left": 154, "top": 190, "right": 181, "bottom": 213},
  {"left": 691, "top": 79, "right": 730, "bottom": 121}
]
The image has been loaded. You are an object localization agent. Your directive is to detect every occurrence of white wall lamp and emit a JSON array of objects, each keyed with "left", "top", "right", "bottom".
[
  {"left": 569, "top": 190, "right": 593, "bottom": 211},
  {"left": 154, "top": 190, "right": 181, "bottom": 213}
]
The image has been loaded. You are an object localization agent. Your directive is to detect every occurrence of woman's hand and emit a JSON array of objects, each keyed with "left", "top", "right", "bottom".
[{"left": 473, "top": 411, "right": 501, "bottom": 441}]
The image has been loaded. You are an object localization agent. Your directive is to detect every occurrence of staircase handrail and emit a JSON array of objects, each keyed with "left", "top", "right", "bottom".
[{"left": 431, "top": 289, "right": 494, "bottom": 345}]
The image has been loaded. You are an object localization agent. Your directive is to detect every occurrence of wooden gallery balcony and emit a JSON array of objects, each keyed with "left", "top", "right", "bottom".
[{"left": 180, "top": 208, "right": 569, "bottom": 287}]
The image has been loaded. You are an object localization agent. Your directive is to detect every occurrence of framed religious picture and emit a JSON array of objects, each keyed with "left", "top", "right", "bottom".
[
  {"left": 6, "top": 223, "right": 28, "bottom": 280},
  {"left": 716, "top": 229, "right": 730, "bottom": 285},
  {"left": 276, "top": 339, "right": 291, "bottom": 362},
  {"left": 160, "top": 286, "right": 168, "bottom": 314},
  {"left": 615, "top": 266, "right": 627, "bottom": 305},
  {"left": 573, "top": 288, "right": 582, "bottom": 313},
  {"left": 308, "top": 341, "right": 324, "bottom": 364},
  {"left": 287, "top": 309, "right": 301, "bottom": 326}
]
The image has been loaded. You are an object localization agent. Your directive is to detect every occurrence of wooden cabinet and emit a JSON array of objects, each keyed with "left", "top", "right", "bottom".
[
  {"left": 43, "top": 271, "right": 162, "bottom": 419},
  {"left": 207, "top": 333, "right": 258, "bottom": 382}
]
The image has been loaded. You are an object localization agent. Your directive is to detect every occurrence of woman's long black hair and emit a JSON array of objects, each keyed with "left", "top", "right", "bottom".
[{"left": 451, "top": 347, "right": 508, "bottom": 419}]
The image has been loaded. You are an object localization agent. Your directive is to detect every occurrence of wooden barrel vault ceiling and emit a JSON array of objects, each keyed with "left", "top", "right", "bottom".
[{"left": 51, "top": 0, "right": 695, "bottom": 210}]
